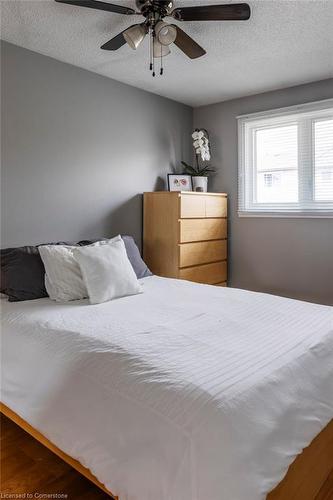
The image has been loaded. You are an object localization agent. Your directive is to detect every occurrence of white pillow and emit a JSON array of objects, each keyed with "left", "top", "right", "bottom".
[
  {"left": 73, "top": 238, "right": 142, "bottom": 304},
  {"left": 39, "top": 236, "right": 121, "bottom": 302}
]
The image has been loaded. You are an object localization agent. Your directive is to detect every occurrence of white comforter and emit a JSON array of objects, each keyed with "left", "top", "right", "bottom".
[{"left": 1, "top": 276, "right": 332, "bottom": 500}]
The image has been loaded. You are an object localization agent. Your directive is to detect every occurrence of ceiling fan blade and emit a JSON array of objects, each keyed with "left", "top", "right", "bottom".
[
  {"left": 171, "top": 3, "right": 251, "bottom": 22},
  {"left": 55, "top": 0, "right": 135, "bottom": 16},
  {"left": 173, "top": 26, "right": 206, "bottom": 59},
  {"left": 101, "top": 31, "right": 127, "bottom": 50}
]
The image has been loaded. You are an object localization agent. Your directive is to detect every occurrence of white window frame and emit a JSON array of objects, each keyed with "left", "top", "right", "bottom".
[{"left": 238, "top": 98, "right": 333, "bottom": 218}]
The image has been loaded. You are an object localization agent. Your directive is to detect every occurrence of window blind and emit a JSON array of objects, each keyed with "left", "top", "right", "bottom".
[{"left": 238, "top": 99, "right": 333, "bottom": 217}]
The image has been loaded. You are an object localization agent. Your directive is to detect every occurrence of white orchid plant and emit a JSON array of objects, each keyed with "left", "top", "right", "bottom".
[{"left": 181, "top": 129, "right": 215, "bottom": 177}]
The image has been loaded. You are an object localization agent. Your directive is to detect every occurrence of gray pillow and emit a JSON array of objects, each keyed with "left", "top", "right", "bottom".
[
  {"left": 121, "top": 235, "right": 152, "bottom": 279},
  {"left": 1, "top": 246, "right": 48, "bottom": 302},
  {"left": 0, "top": 236, "right": 152, "bottom": 302}
]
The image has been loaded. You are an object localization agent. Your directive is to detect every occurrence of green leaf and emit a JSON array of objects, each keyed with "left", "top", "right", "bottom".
[{"left": 181, "top": 160, "right": 215, "bottom": 177}]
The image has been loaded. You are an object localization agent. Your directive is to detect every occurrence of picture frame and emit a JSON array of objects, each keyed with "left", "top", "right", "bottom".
[{"left": 167, "top": 174, "right": 193, "bottom": 192}]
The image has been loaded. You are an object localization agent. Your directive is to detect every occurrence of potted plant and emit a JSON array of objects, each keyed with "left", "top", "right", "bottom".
[{"left": 181, "top": 129, "right": 214, "bottom": 192}]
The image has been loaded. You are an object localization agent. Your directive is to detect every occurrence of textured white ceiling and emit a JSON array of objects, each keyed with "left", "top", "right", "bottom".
[{"left": 1, "top": 0, "right": 333, "bottom": 106}]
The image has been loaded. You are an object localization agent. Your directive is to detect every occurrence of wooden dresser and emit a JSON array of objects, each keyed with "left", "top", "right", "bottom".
[{"left": 143, "top": 191, "right": 227, "bottom": 286}]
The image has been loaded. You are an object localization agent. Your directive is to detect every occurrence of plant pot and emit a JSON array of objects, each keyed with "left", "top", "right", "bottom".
[{"left": 192, "top": 176, "right": 208, "bottom": 193}]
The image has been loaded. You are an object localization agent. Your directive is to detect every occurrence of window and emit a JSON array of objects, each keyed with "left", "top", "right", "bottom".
[
  {"left": 238, "top": 99, "right": 333, "bottom": 217},
  {"left": 314, "top": 119, "right": 333, "bottom": 201}
]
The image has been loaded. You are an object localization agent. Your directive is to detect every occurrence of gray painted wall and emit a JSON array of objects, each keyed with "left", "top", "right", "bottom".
[
  {"left": 1, "top": 41, "right": 192, "bottom": 249},
  {"left": 194, "top": 79, "right": 333, "bottom": 305}
]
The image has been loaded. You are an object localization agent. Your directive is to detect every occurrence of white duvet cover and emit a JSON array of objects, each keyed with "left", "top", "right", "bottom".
[{"left": 1, "top": 276, "right": 333, "bottom": 500}]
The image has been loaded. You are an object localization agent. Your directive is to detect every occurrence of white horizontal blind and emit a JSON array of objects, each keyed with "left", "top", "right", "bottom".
[{"left": 238, "top": 99, "right": 333, "bottom": 217}]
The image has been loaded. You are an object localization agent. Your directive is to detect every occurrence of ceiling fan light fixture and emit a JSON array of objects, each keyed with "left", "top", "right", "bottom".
[
  {"left": 153, "top": 39, "right": 171, "bottom": 58},
  {"left": 123, "top": 24, "right": 147, "bottom": 50},
  {"left": 56, "top": 0, "right": 251, "bottom": 76},
  {"left": 155, "top": 21, "right": 177, "bottom": 46}
]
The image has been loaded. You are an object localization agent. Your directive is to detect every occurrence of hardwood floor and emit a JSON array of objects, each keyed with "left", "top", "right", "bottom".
[
  {"left": 1, "top": 413, "right": 333, "bottom": 499},
  {"left": 317, "top": 471, "right": 333, "bottom": 500},
  {"left": 0, "top": 414, "right": 110, "bottom": 499}
]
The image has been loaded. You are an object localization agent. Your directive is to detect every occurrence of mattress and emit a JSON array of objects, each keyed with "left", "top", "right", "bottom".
[{"left": 1, "top": 276, "right": 333, "bottom": 500}]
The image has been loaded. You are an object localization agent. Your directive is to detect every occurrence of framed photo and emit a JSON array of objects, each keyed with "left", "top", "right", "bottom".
[{"left": 167, "top": 174, "right": 192, "bottom": 192}]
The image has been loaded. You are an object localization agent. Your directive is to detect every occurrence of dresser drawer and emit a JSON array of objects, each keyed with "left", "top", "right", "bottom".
[
  {"left": 180, "top": 194, "right": 227, "bottom": 218},
  {"left": 179, "top": 240, "right": 227, "bottom": 268},
  {"left": 178, "top": 261, "right": 227, "bottom": 285},
  {"left": 180, "top": 194, "right": 206, "bottom": 218},
  {"left": 179, "top": 218, "right": 227, "bottom": 243},
  {"left": 205, "top": 196, "right": 227, "bottom": 217}
]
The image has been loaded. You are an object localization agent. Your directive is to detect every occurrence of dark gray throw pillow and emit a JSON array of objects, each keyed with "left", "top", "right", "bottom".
[
  {"left": 1, "top": 246, "right": 48, "bottom": 302},
  {"left": 0, "top": 236, "right": 152, "bottom": 302}
]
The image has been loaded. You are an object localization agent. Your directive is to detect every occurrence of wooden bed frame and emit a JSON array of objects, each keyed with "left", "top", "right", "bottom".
[{"left": 1, "top": 402, "right": 332, "bottom": 500}]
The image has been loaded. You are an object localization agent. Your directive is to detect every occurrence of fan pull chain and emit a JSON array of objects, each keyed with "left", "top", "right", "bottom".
[
  {"left": 160, "top": 48, "right": 163, "bottom": 75},
  {"left": 148, "top": 24, "right": 165, "bottom": 77},
  {"left": 149, "top": 26, "right": 153, "bottom": 71},
  {"left": 152, "top": 28, "right": 156, "bottom": 77}
]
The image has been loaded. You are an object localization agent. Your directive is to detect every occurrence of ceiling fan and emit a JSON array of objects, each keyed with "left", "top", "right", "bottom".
[{"left": 55, "top": 0, "right": 251, "bottom": 76}]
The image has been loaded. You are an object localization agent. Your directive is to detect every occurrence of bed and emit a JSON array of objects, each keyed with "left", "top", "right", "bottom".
[{"left": 1, "top": 276, "right": 332, "bottom": 500}]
